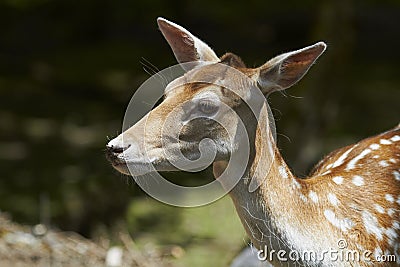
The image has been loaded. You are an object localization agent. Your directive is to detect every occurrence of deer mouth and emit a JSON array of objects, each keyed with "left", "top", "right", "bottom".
[
  {"left": 106, "top": 150, "right": 169, "bottom": 176},
  {"left": 107, "top": 157, "right": 154, "bottom": 176},
  {"left": 105, "top": 150, "right": 130, "bottom": 174},
  {"left": 111, "top": 162, "right": 131, "bottom": 175}
]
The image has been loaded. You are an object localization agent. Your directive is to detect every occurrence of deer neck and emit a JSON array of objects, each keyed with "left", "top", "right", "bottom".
[{"left": 217, "top": 104, "right": 327, "bottom": 258}]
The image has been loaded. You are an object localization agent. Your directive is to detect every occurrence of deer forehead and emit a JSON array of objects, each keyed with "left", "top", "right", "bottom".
[
  {"left": 163, "top": 81, "right": 242, "bottom": 111},
  {"left": 165, "top": 63, "right": 254, "bottom": 99},
  {"left": 164, "top": 81, "right": 224, "bottom": 104}
]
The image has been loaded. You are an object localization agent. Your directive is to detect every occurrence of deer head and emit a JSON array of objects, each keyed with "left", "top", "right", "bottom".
[{"left": 106, "top": 18, "right": 326, "bottom": 182}]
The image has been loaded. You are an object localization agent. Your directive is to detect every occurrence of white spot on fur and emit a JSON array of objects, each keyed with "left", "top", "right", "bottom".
[
  {"left": 346, "top": 149, "right": 371, "bottom": 170},
  {"left": 393, "top": 221, "right": 400, "bottom": 229},
  {"left": 388, "top": 237, "right": 395, "bottom": 247},
  {"left": 380, "top": 139, "right": 392, "bottom": 145},
  {"left": 388, "top": 208, "right": 395, "bottom": 217},
  {"left": 372, "top": 155, "right": 380, "bottom": 159},
  {"left": 349, "top": 203, "right": 360, "bottom": 211},
  {"left": 386, "top": 194, "right": 394, "bottom": 203},
  {"left": 393, "top": 170, "right": 400, "bottom": 181},
  {"left": 389, "top": 158, "right": 396, "bottom": 163},
  {"left": 292, "top": 179, "right": 301, "bottom": 189},
  {"left": 299, "top": 193, "right": 308, "bottom": 203},
  {"left": 395, "top": 243, "right": 400, "bottom": 264},
  {"left": 327, "top": 193, "right": 339, "bottom": 206},
  {"left": 379, "top": 160, "right": 389, "bottom": 167},
  {"left": 352, "top": 176, "right": 365, "bottom": 186},
  {"left": 324, "top": 209, "right": 354, "bottom": 232},
  {"left": 332, "top": 176, "right": 344, "bottom": 185},
  {"left": 309, "top": 191, "right": 319, "bottom": 203},
  {"left": 397, "top": 196, "right": 400, "bottom": 205},
  {"left": 390, "top": 135, "right": 400, "bottom": 142},
  {"left": 374, "top": 204, "right": 385, "bottom": 214},
  {"left": 356, "top": 244, "right": 365, "bottom": 252},
  {"left": 385, "top": 227, "right": 398, "bottom": 240},
  {"left": 321, "top": 170, "right": 331, "bottom": 176},
  {"left": 362, "top": 211, "right": 383, "bottom": 240},
  {"left": 278, "top": 165, "right": 288, "bottom": 179},
  {"left": 374, "top": 247, "right": 383, "bottom": 260},
  {"left": 325, "top": 163, "right": 333, "bottom": 170},
  {"left": 369, "top": 143, "right": 380, "bottom": 150},
  {"left": 332, "top": 146, "right": 356, "bottom": 168}
]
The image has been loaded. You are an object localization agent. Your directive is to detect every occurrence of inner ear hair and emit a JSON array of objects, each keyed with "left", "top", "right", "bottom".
[{"left": 220, "top": 53, "right": 246, "bottom": 68}]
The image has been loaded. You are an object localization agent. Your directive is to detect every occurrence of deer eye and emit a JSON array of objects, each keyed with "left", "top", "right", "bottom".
[{"left": 197, "top": 99, "right": 219, "bottom": 115}]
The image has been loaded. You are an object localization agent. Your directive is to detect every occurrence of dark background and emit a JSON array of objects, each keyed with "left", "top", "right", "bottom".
[{"left": 0, "top": 0, "right": 399, "bottom": 265}]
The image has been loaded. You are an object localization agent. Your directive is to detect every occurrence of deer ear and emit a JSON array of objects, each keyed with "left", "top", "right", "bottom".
[
  {"left": 256, "top": 42, "right": 327, "bottom": 95},
  {"left": 157, "top": 17, "right": 219, "bottom": 70}
]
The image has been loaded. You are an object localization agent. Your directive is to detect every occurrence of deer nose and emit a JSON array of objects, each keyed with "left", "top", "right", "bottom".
[{"left": 106, "top": 144, "right": 130, "bottom": 154}]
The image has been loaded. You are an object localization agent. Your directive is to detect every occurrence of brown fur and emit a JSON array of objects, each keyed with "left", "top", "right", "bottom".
[{"left": 245, "top": 125, "right": 400, "bottom": 266}]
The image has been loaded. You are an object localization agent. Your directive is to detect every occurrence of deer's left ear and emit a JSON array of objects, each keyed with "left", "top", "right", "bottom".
[
  {"left": 157, "top": 17, "right": 220, "bottom": 70},
  {"left": 256, "top": 42, "right": 327, "bottom": 95}
]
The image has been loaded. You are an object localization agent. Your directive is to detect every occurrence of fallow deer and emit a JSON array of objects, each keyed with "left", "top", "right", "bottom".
[{"left": 106, "top": 18, "right": 400, "bottom": 266}]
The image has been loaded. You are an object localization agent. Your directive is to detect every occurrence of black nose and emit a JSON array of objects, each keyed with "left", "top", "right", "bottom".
[{"left": 106, "top": 144, "right": 130, "bottom": 154}]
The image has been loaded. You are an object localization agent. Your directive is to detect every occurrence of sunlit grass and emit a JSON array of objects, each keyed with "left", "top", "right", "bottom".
[{"left": 126, "top": 195, "right": 247, "bottom": 267}]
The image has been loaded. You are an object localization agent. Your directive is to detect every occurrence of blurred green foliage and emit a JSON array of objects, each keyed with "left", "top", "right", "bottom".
[
  {"left": 0, "top": 0, "right": 399, "bottom": 266},
  {"left": 126, "top": 196, "right": 245, "bottom": 266}
]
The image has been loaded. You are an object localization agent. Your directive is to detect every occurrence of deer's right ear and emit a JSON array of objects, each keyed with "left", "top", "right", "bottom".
[{"left": 157, "top": 17, "right": 219, "bottom": 70}]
